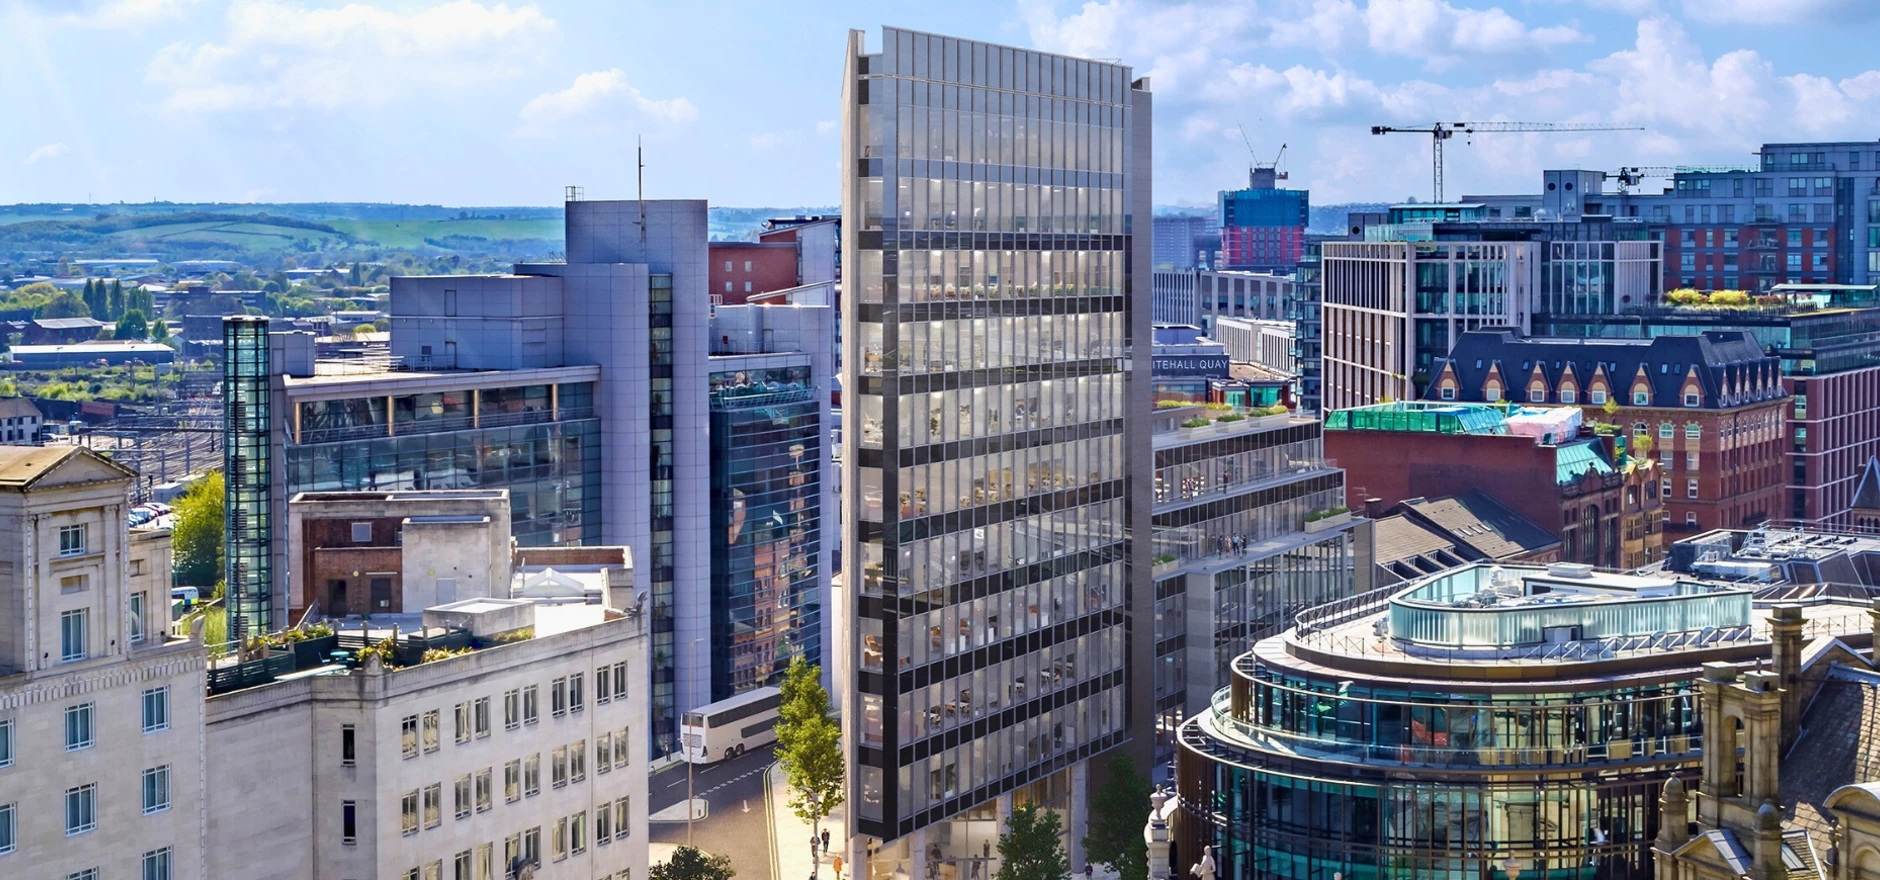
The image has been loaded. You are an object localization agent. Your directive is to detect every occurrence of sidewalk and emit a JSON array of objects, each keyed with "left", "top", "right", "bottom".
[{"left": 768, "top": 761, "right": 849, "bottom": 880}]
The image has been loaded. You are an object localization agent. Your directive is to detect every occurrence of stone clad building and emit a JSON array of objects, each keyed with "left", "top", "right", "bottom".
[{"left": 0, "top": 446, "right": 205, "bottom": 879}]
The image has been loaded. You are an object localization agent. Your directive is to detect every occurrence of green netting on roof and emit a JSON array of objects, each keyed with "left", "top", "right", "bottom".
[{"left": 1323, "top": 402, "right": 1513, "bottom": 435}]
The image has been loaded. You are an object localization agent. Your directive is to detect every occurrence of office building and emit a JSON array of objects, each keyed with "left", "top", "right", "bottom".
[
  {"left": 1212, "top": 316, "right": 1297, "bottom": 376},
  {"left": 1326, "top": 402, "right": 1666, "bottom": 569},
  {"left": 0, "top": 398, "right": 43, "bottom": 445},
  {"left": 1536, "top": 282, "right": 1880, "bottom": 527},
  {"left": 1169, "top": 560, "right": 1876, "bottom": 880},
  {"left": 706, "top": 303, "right": 836, "bottom": 699},
  {"left": 839, "top": 25, "right": 1152, "bottom": 878},
  {"left": 709, "top": 241, "right": 800, "bottom": 304},
  {"left": 1149, "top": 267, "right": 1294, "bottom": 329},
  {"left": 1431, "top": 329, "right": 1787, "bottom": 535},
  {"left": 1152, "top": 214, "right": 1212, "bottom": 271},
  {"left": 205, "top": 575, "right": 649, "bottom": 880},
  {"left": 222, "top": 197, "right": 838, "bottom": 753},
  {"left": 1145, "top": 403, "right": 1362, "bottom": 770},
  {"left": 0, "top": 446, "right": 205, "bottom": 880},
  {"left": 1219, "top": 168, "right": 1307, "bottom": 272},
  {"left": 759, "top": 215, "right": 842, "bottom": 287},
  {"left": 1322, "top": 204, "right": 1661, "bottom": 408},
  {"left": 1290, "top": 240, "right": 1326, "bottom": 414}
]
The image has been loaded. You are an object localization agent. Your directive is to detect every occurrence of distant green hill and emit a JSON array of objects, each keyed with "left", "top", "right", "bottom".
[{"left": 0, "top": 202, "right": 838, "bottom": 267}]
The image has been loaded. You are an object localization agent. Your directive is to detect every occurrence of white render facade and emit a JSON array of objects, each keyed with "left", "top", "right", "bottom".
[
  {"left": 1320, "top": 240, "right": 1533, "bottom": 410},
  {"left": 0, "top": 447, "right": 206, "bottom": 880},
  {"left": 204, "top": 604, "right": 650, "bottom": 880}
]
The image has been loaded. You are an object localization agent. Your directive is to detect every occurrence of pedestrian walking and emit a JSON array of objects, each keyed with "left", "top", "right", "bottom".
[{"left": 823, "top": 830, "right": 831, "bottom": 853}]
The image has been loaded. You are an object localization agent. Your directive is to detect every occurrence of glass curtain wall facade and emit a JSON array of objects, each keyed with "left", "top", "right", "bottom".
[
  {"left": 708, "top": 364, "right": 823, "bottom": 700},
  {"left": 844, "top": 27, "right": 1142, "bottom": 842},
  {"left": 646, "top": 273, "right": 679, "bottom": 746},
  {"left": 223, "top": 316, "right": 273, "bottom": 643},
  {"left": 286, "top": 382, "right": 601, "bottom": 547}
]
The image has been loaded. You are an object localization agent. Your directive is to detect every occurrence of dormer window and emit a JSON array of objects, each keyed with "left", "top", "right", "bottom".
[
  {"left": 1589, "top": 390, "right": 1606, "bottom": 405},
  {"left": 1684, "top": 393, "right": 1700, "bottom": 407},
  {"left": 1633, "top": 390, "right": 1650, "bottom": 406},
  {"left": 1440, "top": 386, "right": 1456, "bottom": 401},
  {"left": 1560, "top": 389, "right": 1577, "bottom": 404},
  {"left": 1529, "top": 389, "right": 1546, "bottom": 403},
  {"left": 1486, "top": 388, "right": 1502, "bottom": 402}
]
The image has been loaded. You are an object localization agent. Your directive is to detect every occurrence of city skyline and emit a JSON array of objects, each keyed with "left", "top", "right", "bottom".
[{"left": 5, "top": 0, "right": 1880, "bottom": 208}]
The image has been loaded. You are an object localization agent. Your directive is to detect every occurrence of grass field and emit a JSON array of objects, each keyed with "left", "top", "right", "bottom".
[{"left": 324, "top": 216, "right": 563, "bottom": 248}]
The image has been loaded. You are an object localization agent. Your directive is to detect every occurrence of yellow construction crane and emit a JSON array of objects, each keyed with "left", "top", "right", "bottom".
[{"left": 1369, "top": 121, "right": 1644, "bottom": 203}]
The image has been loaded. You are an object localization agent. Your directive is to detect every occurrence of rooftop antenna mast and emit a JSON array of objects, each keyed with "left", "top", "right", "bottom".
[{"left": 637, "top": 136, "right": 647, "bottom": 241}]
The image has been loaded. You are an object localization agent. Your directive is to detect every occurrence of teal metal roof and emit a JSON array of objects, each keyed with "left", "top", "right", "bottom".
[{"left": 1555, "top": 440, "right": 1615, "bottom": 485}]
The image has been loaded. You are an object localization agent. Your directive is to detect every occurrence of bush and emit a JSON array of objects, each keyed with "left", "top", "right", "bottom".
[
  {"left": 1204, "top": 402, "right": 1234, "bottom": 411},
  {"left": 1180, "top": 417, "right": 1210, "bottom": 428},
  {"left": 356, "top": 636, "right": 399, "bottom": 667},
  {"left": 1215, "top": 413, "right": 1245, "bottom": 423},
  {"left": 1155, "top": 400, "right": 1191, "bottom": 409},
  {"left": 421, "top": 646, "right": 474, "bottom": 664},
  {"left": 1305, "top": 506, "right": 1351, "bottom": 523},
  {"left": 1152, "top": 553, "right": 1177, "bottom": 566}
]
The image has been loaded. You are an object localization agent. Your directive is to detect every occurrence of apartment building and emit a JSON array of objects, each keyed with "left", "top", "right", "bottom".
[
  {"left": 0, "top": 446, "right": 206, "bottom": 880},
  {"left": 206, "top": 595, "right": 649, "bottom": 880}
]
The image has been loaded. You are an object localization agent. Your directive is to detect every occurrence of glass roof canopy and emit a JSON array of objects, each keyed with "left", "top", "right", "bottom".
[{"left": 1386, "top": 563, "right": 1755, "bottom": 650}]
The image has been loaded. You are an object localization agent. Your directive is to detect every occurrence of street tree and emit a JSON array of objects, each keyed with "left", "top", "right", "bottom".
[
  {"left": 775, "top": 655, "right": 845, "bottom": 857},
  {"left": 173, "top": 470, "right": 225, "bottom": 586},
  {"left": 115, "top": 309, "right": 148, "bottom": 341},
  {"left": 1082, "top": 754, "right": 1152, "bottom": 880},
  {"left": 996, "top": 804, "right": 1070, "bottom": 880},
  {"left": 650, "top": 846, "right": 736, "bottom": 880}
]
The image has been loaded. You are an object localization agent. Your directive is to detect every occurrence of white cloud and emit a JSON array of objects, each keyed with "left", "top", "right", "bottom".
[
  {"left": 1363, "top": 0, "right": 1589, "bottom": 62},
  {"left": 1267, "top": 0, "right": 1363, "bottom": 51},
  {"left": 1586, "top": 17, "right": 1775, "bottom": 151},
  {"left": 145, "top": 0, "right": 556, "bottom": 113},
  {"left": 815, "top": 120, "right": 837, "bottom": 135},
  {"left": 1681, "top": 0, "right": 1877, "bottom": 26},
  {"left": 517, "top": 69, "right": 697, "bottom": 132},
  {"left": 24, "top": 142, "right": 69, "bottom": 164},
  {"left": 54, "top": 0, "right": 202, "bottom": 27}
]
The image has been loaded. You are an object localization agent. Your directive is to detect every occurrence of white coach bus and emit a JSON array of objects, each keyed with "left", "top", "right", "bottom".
[{"left": 680, "top": 686, "right": 782, "bottom": 764}]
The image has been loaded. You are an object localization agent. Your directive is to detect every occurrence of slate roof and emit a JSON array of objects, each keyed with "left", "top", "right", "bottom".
[
  {"left": 1782, "top": 667, "right": 1880, "bottom": 843},
  {"left": 1430, "top": 328, "right": 1784, "bottom": 410},
  {"left": 1398, "top": 491, "right": 1562, "bottom": 560},
  {"left": 1852, "top": 456, "right": 1880, "bottom": 512},
  {"left": 1372, "top": 491, "right": 1561, "bottom": 584}
]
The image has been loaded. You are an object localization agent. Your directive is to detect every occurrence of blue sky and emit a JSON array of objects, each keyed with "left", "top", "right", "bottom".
[{"left": 4, "top": 0, "right": 1880, "bottom": 207}]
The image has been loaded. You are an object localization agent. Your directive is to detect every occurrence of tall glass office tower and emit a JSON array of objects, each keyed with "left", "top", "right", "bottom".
[{"left": 839, "top": 26, "right": 1153, "bottom": 877}]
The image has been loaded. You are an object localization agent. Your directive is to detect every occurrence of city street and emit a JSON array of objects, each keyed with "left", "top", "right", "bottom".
[{"left": 651, "top": 744, "right": 778, "bottom": 880}]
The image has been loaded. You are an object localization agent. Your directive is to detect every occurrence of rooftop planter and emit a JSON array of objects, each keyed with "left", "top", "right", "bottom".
[
  {"left": 1151, "top": 553, "right": 1181, "bottom": 578},
  {"left": 1304, "top": 507, "right": 1352, "bottom": 534}
]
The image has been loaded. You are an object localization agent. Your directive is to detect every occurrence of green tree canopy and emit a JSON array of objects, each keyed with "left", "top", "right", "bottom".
[
  {"left": 1083, "top": 755, "right": 1152, "bottom": 880},
  {"left": 172, "top": 470, "right": 224, "bottom": 586},
  {"left": 649, "top": 846, "right": 735, "bottom": 880},
  {"left": 996, "top": 804, "right": 1071, "bottom": 880},
  {"left": 150, "top": 319, "right": 171, "bottom": 343},
  {"left": 39, "top": 291, "right": 90, "bottom": 319},
  {"left": 115, "top": 309, "right": 148, "bottom": 341},
  {"left": 775, "top": 655, "right": 845, "bottom": 846}
]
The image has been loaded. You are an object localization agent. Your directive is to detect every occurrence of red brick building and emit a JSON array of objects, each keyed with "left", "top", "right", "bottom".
[
  {"left": 708, "top": 241, "right": 798, "bottom": 304},
  {"left": 1430, "top": 329, "right": 1789, "bottom": 536},
  {"left": 1326, "top": 402, "right": 1666, "bottom": 570}
]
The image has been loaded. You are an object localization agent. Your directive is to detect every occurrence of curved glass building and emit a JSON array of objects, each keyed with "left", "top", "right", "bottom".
[{"left": 1171, "top": 561, "right": 1864, "bottom": 880}]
